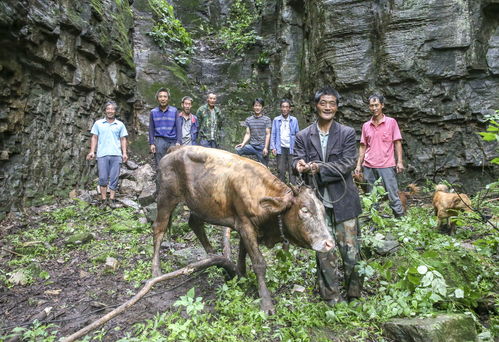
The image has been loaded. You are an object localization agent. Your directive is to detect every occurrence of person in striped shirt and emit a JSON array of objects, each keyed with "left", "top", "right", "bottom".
[
  {"left": 235, "top": 98, "right": 271, "bottom": 166},
  {"left": 149, "top": 88, "right": 178, "bottom": 167}
]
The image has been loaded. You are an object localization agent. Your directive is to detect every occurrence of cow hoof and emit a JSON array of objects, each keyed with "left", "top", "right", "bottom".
[{"left": 261, "top": 301, "right": 275, "bottom": 315}]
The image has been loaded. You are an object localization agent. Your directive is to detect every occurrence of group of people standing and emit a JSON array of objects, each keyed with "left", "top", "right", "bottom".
[
  {"left": 148, "top": 88, "right": 221, "bottom": 166},
  {"left": 86, "top": 85, "right": 405, "bottom": 305}
]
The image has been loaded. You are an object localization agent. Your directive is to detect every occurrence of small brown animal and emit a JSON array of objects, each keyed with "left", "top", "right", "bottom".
[
  {"left": 432, "top": 184, "right": 472, "bottom": 235},
  {"left": 352, "top": 173, "right": 419, "bottom": 213},
  {"left": 398, "top": 183, "right": 420, "bottom": 213}
]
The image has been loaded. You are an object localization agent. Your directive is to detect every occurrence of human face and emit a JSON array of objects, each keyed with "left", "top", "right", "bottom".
[
  {"left": 369, "top": 98, "right": 384, "bottom": 118},
  {"left": 253, "top": 102, "right": 263, "bottom": 115},
  {"left": 207, "top": 94, "right": 217, "bottom": 108},
  {"left": 157, "top": 91, "right": 169, "bottom": 108},
  {"left": 182, "top": 99, "right": 192, "bottom": 114},
  {"left": 280, "top": 102, "right": 291, "bottom": 117},
  {"left": 105, "top": 105, "right": 116, "bottom": 120},
  {"left": 316, "top": 95, "right": 337, "bottom": 122}
]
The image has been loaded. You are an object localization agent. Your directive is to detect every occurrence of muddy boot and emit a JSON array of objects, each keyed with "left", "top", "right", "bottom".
[{"left": 109, "top": 199, "right": 118, "bottom": 209}]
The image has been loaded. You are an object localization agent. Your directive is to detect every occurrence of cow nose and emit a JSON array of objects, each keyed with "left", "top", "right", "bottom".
[{"left": 324, "top": 240, "right": 335, "bottom": 251}]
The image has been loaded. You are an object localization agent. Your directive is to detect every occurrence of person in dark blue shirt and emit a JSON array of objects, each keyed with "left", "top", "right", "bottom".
[{"left": 149, "top": 88, "right": 177, "bottom": 167}]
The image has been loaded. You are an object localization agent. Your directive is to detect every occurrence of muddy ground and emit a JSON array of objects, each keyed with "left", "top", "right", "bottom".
[{"left": 0, "top": 203, "right": 234, "bottom": 341}]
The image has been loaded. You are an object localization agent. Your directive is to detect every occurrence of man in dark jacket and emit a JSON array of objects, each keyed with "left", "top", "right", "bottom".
[{"left": 293, "top": 86, "right": 363, "bottom": 305}]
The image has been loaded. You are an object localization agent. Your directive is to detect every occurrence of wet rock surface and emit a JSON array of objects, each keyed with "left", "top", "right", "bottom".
[
  {"left": 302, "top": 0, "right": 498, "bottom": 189},
  {"left": 0, "top": 0, "right": 136, "bottom": 216},
  {"left": 0, "top": 0, "right": 497, "bottom": 218},
  {"left": 383, "top": 313, "right": 477, "bottom": 342}
]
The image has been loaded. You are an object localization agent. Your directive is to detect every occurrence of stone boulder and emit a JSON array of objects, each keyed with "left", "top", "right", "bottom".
[
  {"left": 172, "top": 247, "right": 208, "bottom": 267},
  {"left": 383, "top": 313, "right": 477, "bottom": 342},
  {"left": 138, "top": 183, "right": 156, "bottom": 207}
]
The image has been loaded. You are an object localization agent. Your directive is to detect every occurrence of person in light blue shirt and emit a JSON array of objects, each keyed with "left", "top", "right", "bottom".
[
  {"left": 270, "top": 99, "right": 300, "bottom": 184},
  {"left": 86, "top": 101, "right": 128, "bottom": 208}
]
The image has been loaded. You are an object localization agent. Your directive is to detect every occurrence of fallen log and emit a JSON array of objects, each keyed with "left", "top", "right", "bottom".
[{"left": 62, "top": 255, "right": 237, "bottom": 342}]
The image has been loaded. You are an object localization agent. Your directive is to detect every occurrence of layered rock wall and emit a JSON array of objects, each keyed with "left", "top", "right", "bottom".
[
  {"left": 0, "top": 0, "right": 136, "bottom": 214},
  {"left": 302, "top": 0, "right": 498, "bottom": 187}
]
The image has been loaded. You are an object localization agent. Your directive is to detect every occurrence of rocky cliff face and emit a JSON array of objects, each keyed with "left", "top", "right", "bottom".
[
  {"left": 0, "top": 0, "right": 497, "bottom": 216},
  {"left": 0, "top": 0, "right": 136, "bottom": 215},
  {"left": 133, "top": 0, "right": 497, "bottom": 188},
  {"left": 301, "top": 0, "right": 498, "bottom": 187}
]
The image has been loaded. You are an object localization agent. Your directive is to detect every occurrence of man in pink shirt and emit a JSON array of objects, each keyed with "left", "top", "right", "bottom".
[{"left": 355, "top": 94, "right": 405, "bottom": 217}]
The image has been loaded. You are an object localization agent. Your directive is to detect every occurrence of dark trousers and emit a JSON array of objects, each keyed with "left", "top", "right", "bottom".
[
  {"left": 363, "top": 166, "right": 404, "bottom": 216},
  {"left": 236, "top": 144, "right": 269, "bottom": 166},
  {"left": 200, "top": 139, "right": 218, "bottom": 148},
  {"left": 276, "top": 147, "right": 296, "bottom": 184},
  {"left": 317, "top": 209, "right": 363, "bottom": 301},
  {"left": 154, "top": 136, "right": 176, "bottom": 192},
  {"left": 154, "top": 136, "right": 176, "bottom": 167}
]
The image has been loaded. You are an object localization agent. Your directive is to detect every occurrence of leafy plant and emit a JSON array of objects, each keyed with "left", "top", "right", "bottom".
[
  {"left": 6, "top": 321, "right": 58, "bottom": 341},
  {"left": 218, "top": 0, "right": 260, "bottom": 53},
  {"left": 478, "top": 110, "right": 499, "bottom": 165},
  {"left": 147, "top": 0, "right": 193, "bottom": 65}
]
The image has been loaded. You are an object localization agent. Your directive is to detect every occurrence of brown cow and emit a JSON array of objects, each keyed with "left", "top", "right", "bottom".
[{"left": 152, "top": 146, "right": 334, "bottom": 314}]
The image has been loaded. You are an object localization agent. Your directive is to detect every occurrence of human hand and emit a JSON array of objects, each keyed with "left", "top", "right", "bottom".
[
  {"left": 396, "top": 161, "right": 405, "bottom": 173},
  {"left": 296, "top": 159, "right": 310, "bottom": 173},
  {"left": 263, "top": 148, "right": 268, "bottom": 157},
  {"left": 122, "top": 153, "right": 128, "bottom": 163},
  {"left": 309, "top": 162, "right": 320, "bottom": 174},
  {"left": 354, "top": 165, "right": 362, "bottom": 175},
  {"left": 150, "top": 144, "right": 156, "bottom": 154},
  {"left": 271, "top": 149, "right": 277, "bottom": 156},
  {"left": 86, "top": 152, "right": 95, "bottom": 160},
  {"left": 235, "top": 143, "right": 243, "bottom": 149}
]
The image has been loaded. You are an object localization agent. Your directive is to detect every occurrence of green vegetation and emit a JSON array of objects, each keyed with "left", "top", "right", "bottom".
[
  {"left": 1, "top": 201, "right": 151, "bottom": 288},
  {"left": 147, "top": 0, "right": 193, "bottom": 65},
  {"left": 111, "top": 0, "right": 135, "bottom": 68},
  {"left": 218, "top": 0, "right": 260, "bottom": 54},
  {"left": 1, "top": 186, "right": 496, "bottom": 340},
  {"left": 479, "top": 110, "right": 499, "bottom": 165}
]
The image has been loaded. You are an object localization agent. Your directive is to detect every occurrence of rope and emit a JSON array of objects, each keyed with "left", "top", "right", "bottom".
[
  {"left": 298, "top": 161, "right": 349, "bottom": 206},
  {"left": 277, "top": 214, "right": 288, "bottom": 244}
]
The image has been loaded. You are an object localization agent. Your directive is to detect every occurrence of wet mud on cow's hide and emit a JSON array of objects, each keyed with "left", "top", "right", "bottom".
[{"left": 151, "top": 146, "right": 334, "bottom": 314}]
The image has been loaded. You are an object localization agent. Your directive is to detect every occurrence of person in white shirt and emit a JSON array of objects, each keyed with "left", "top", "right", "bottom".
[{"left": 270, "top": 99, "right": 300, "bottom": 184}]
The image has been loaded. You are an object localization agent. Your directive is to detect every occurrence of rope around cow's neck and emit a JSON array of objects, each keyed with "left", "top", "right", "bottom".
[
  {"left": 277, "top": 214, "right": 289, "bottom": 244},
  {"left": 297, "top": 161, "right": 348, "bottom": 206}
]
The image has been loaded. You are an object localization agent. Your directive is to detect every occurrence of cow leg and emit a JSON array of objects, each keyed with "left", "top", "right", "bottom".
[
  {"left": 152, "top": 196, "right": 179, "bottom": 278},
  {"left": 188, "top": 213, "right": 215, "bottom": 254},
  {"left": 222, "top": 228, "right": 232, "bottom": 259},
  {"left": 237, "top": 238, "right": 247, "bottom": 276},
  {"left": 238, "top": 222, "right": 274, "bottom": 315}
]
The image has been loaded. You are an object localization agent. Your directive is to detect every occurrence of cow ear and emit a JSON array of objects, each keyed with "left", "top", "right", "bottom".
[{"left": 260, "top": 196, "right": 291, "bottom": 214}]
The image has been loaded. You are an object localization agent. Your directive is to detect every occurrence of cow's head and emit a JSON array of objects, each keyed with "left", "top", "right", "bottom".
[{"left": 260, "top": 185, "right": 334, "bottom": 252}]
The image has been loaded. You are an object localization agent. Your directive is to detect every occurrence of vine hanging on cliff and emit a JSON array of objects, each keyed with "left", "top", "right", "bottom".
[
  {"left": 218, "top": 0, "right": 261, "bottom": 54},
  {"left": 147, "top": 0, "right": 193, "bottom": 64}
]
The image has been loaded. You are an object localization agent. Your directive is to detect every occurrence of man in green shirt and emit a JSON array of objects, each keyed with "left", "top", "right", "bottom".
[{"left": 196, "top": 92, "right": 222, "bottom": 148}]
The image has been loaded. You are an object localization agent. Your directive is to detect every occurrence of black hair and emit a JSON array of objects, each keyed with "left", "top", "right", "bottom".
[
  {"left": 156, "top": 87, "right": 170, "bottom": 99},
  {"left": 314, "top": 86, "right": 340, "bottom": 105},
  {"left": 368, "top": 94, "right": 385, "bottom": 104},
  {"left": 253, "top": 98, "right": 265, "bottom": 106},
  {"left": 280, "top": 99, "right": 292, "bottom": 106}
]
